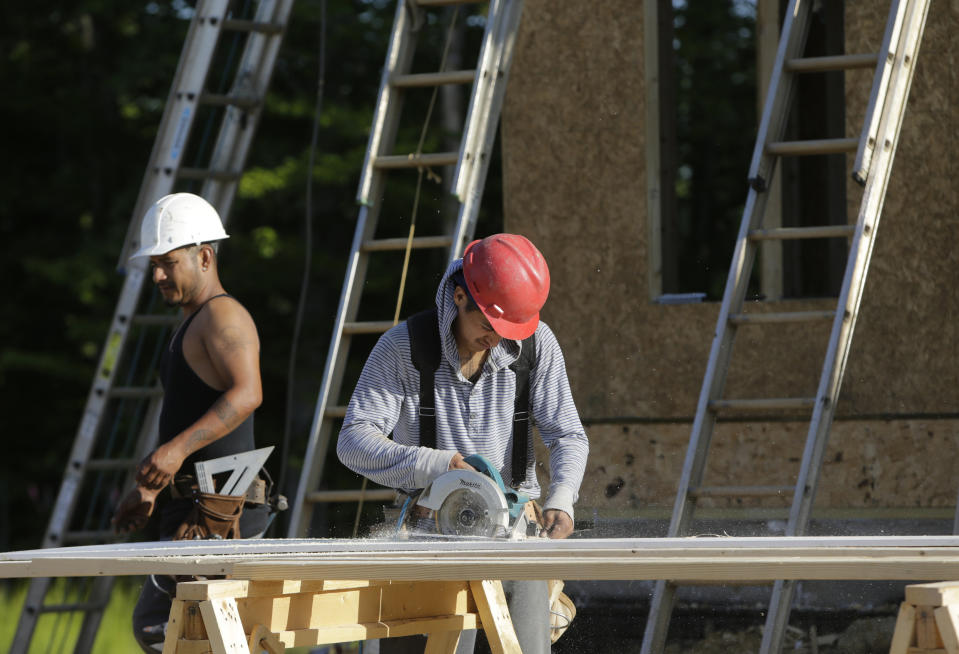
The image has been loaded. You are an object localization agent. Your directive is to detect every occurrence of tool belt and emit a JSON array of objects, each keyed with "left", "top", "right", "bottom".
[
  {"left": 173, "top": 490, "right": 245, "bottom": 540},
  {"left": 170, "top": 473, "right": 271, "bottom": 541}
]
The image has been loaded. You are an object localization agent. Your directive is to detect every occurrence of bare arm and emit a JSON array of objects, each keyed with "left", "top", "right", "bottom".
[{"left": 137, "top": 299, "right": 262, "bottom": 489}]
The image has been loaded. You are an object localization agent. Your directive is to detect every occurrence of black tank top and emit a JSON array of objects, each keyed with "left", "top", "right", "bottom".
[{"left": 158, "top": 294, "right": 255, "bottom": 468}]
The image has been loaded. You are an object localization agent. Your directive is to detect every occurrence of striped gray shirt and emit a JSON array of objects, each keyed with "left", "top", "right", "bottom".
[{"left": 337, "top": 260, "right": 589, "bottom": 520}]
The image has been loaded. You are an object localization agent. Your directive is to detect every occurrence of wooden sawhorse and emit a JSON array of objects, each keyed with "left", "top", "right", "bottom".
[
  {"left": 160, "top": 578, "right": 522, "bottom": 654},
  {"left": 889, "top": 581, "right": 959, "bottom": 654}
]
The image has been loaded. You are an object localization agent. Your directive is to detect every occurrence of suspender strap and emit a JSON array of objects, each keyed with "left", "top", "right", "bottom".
[
  {"left": 407, "top": 309, "right": 441, "bottom": 449},
  {"left": 406, "top": 307, "right": 536, "bottom": 488},
  {"left": 508, "top": 334, "right": 536, "bottom": 487}
]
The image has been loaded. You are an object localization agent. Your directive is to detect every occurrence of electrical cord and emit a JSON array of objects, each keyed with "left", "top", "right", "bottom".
[{"left": 279, "top": 0, "right": 327, "bottom": 511}]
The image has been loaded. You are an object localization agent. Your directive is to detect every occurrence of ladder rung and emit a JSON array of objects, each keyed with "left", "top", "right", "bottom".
[
  {"left": 131, "top": 314, "right": 180, "bottom": 327},
  {"left": 709, "top": 397, "right": 816, "bottom": 411},
  {"left": 391, "top": 70, "right": 476, "bottom": 88},
  {"left": 785, "top": 53, "right": 879, "bottom": 73},
  {"left": 109, "top": 386, "right": 164, "bottom": 399},
  {"left": 177, "top": 167, "right": 242, "bottom": 182},
  {"left": 373, "top": 152, "right": 459, "bottom": 169},
  {"left": 306, "top": 489, "right": 396, "bottom": 503},
  {"left": 38, "top": 602, "right": 106, "bottom": 614},
  {"left": 86, "top": 458, "right": 138, "bottom": 471},
  {"left": 748, "top": 225, "right": 855, "bottom": 241},
  {"left": 766, "top": 138, "right": 858, "bottom": 156},
  {"left": 690, "top": 485, "right": 794, "bottom": 498},
  {"left": 325, "top": 405, "right": 347, "bottom": 419},
  {"left": 199, "top": 92, "right": 262, "bottom": 109},
  {"left": 361, "top": 235, "right": 453, "bottom": 252},
  {"left": 221, "top": 19, "right": 285, "bottom": 35},
  {"left": 729, "top": 310, "right": 836, "bottom": 325},
  {"left": 343, "top": 321, "right": 395, "bottom": 335}
]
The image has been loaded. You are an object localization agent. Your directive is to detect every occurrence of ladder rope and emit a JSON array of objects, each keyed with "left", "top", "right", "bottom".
[{"left": 352, "top": 5, "right": 462, "bottom": 539}]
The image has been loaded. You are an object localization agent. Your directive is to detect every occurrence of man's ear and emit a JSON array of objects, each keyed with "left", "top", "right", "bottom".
[
  {"left": 199, "top": 244, "right": 216, "bottom": 271},
  {"left": 452, "top": 285, "right": 467, "bottom": 308}
]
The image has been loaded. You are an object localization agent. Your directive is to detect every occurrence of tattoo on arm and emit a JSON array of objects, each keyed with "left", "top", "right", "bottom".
[
  {"left": 186, "top": 428, "right": 216, "bottom": 451},
  {"left": 213, "top": 397, "right": 239, "bottom": 428}
]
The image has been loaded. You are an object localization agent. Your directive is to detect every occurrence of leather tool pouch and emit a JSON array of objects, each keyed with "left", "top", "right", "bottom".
[{"left": 173, "top": 490, "right": 245, "bottom": 540}]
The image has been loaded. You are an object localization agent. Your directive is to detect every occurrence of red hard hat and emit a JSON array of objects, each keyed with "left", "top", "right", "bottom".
[{"left": 462, "top": 233, "right": 550, "bottom": 340}]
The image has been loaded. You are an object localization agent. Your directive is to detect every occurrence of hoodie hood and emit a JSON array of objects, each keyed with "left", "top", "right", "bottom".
[{"left": 436, "top": 259, "right": 521, "bottom": 374}]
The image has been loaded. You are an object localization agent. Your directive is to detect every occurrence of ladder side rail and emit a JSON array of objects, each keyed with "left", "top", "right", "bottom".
[
  {"left": 851, "top": 0, "right": 909, "bottom": 184},
  {"left": 638, "top": 191, "right": 772, "bottom": 654},
  {"left": 9, "top": 578, "right": 54, "bottom": 653},
  {"left": 289, "top": 3, "right": 421, "bottom": 537},
  {"left": 451, "top": 0, "right": 507, "bottom": 203},
  {"left": 785, "top": 0, "right": 930, "bottom": 540},
  {"left": 288, "top": 206, "right": 379, "bottom": 537},
  {"left": 358, "top": 0, "right": 419, "bottom": 205},
  {"left": 642, "top": 3, "right": 813, "bottom": 652},
  {"left": 118, "top": 0, "right": 233, "bottom": 267},
  {"left": 449, "top": 0, "right": 524, "bottom": 258},
  {"left": 38, "top": 260, "right": 149, "bottom": 550},
  {"left": 202, "top": 0, "right": 294, "bottom": 217},
  {"left": 759, "top": 3, "right": 931, "bottom": 652},
  {"left": 747, "top": 0, "right": 813, "bottom": 190},
  {"left": 72, "top": 576, "right": 117, "bottom": 654}
]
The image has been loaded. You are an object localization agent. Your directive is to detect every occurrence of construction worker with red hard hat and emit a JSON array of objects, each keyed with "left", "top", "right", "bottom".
[{"left": 338, "top": 233, "right": 589, "bottom": 653}]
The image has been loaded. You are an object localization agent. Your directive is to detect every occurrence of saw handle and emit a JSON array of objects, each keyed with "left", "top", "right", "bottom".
[{"left": 462, "top": 454, "right": 530, "bottom": 510}]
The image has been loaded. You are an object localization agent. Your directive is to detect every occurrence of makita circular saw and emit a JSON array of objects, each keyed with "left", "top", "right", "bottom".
[{"left": 399, "top": 454, "right": 541, "bottom": 539}]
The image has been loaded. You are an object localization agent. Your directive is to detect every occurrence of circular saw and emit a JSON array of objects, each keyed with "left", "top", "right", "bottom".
[{"left": 411, "top": 454, "right": 538, "bottom": 539}]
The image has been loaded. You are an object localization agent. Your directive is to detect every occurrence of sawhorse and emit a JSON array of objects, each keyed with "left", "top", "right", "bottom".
[
  {"left": 160, "top": 577, "right": 522, "bottom": 653},
  {"left": 889, "top": 582, "right": 959, "bottom": 654}
]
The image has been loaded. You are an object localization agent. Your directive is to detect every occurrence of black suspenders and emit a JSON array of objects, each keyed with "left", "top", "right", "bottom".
[{"left": 406, "top": 308, "right": 535, "bottom": 487}]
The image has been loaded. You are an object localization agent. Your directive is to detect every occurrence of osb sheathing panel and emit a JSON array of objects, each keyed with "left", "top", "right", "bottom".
[
  {"left": 503, "top": 2, "right": 959, "bottom": 422},
  {"left": 544, "top": 419, "right": 959, "bottom": 511}
]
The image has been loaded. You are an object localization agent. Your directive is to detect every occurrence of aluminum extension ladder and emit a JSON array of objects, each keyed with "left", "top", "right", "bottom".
[
  {"left": 10, "top": 1, "right": 292, "bottom": 651},
  {"left": 287, "top": 0, "right": 525, "bottom": 538},
  {"left": 641, "top": 1, "right": 931, "bottom": 653}
]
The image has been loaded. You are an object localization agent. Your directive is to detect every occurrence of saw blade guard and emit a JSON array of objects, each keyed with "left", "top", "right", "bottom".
[
  {"left": 416, "top": 468, "right": 510, "bottom": 536},
  {"left": 462, "top": 454, "right": 531, "bottom": 522}
]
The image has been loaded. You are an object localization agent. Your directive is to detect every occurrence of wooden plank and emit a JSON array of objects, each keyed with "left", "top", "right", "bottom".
[
  {"left": 12, "top": 535, "right": 959, "bottom": 560},
  {"left": 200, "top": 598, "right": 251, "bottom": 654},
  {"left": 917, "top": 605, "right": 945, "bottom": 649},
  {"left": 890, "top": 602, "right": 918, "bottom": 654},
  {"left": 470, "top": 580, "right": 521, "bottom": 654},
  {"left": 908, "top": 582, "right": 959, "bottom": 607},
  {"left": 161, "top": 599, "right": 186, "bottom": 654},
  {"left": 233, "top": 554, "right": 959, "bottom": 582},
  {"left": 935, "top": 604, "right": 959, "bottom": 654},
  {"left": 177, "top": 578, "right": 373, "bottom": 601}
]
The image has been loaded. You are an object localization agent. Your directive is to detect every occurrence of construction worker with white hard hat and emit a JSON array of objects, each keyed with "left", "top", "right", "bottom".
[
  {"left": 337, "top": 233, "right": 589, "bottom": 653},
  {"left": 113, "top": 193, "right": 277, "bottom": 652}
]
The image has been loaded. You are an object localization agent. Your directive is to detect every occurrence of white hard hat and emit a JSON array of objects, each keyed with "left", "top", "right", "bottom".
[{"left": 129, "top": 193, "right": 229, "bottom": 261}]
